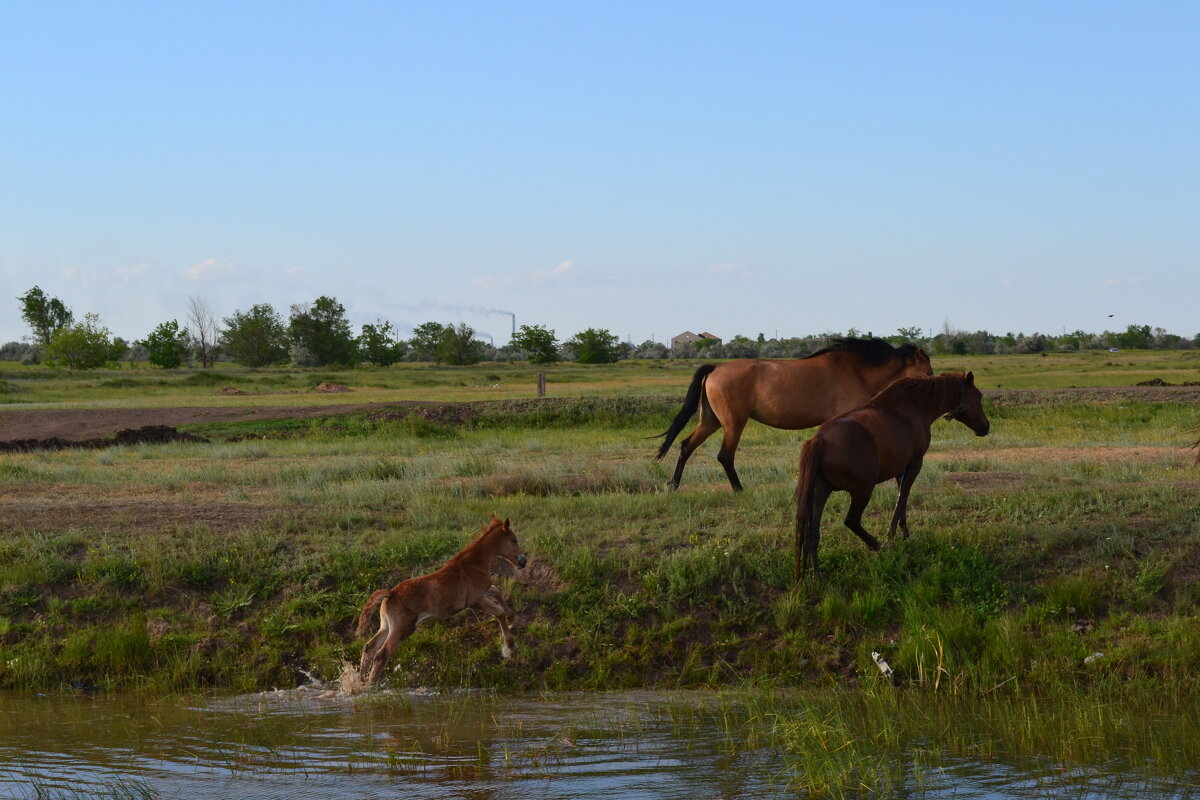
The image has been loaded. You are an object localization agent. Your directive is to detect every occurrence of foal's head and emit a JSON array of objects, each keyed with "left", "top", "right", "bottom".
[
  {"left": 942, "top": 371, "right": 990, "bottom": 436},
  {"left": 484, "top": 515, "right": 527, "bottom": 569}
]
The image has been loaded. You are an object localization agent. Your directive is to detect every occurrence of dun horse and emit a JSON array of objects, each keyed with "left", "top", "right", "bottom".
[
  {"left": 794, "top": 372, "right": 989, "bottom": 579},
  {"left": 656, "top": 338, "right": 932, "bottom": 491},
  {"left": 357, "top": 515, "right": 527, "bottom": 686}
]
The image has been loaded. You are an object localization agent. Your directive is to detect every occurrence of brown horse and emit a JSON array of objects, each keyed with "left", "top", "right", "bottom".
[
  {"left": 656, "top": 338, "right": 933, "bottom": 491},
  {"left": 357, "top": 515, "right": 527, "bottom": 686},
  {"left": 794, "top": 372, "right": 989, "bottom": 579}
]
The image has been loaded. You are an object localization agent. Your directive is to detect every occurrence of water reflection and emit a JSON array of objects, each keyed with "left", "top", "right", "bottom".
[{"left": 0, "top": 688, "right": 1194, "bottom": 799}]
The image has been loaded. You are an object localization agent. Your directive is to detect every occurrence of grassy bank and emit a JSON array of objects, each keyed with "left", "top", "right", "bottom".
[{"left": 1, "top": 352, "right": 1198, "bottom": 700}]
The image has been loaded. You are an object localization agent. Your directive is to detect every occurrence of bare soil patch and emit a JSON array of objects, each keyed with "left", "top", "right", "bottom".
[
  {"left": 0, "top": 403, "right": 406, "bottom": 444},
  {"left": 0, "top": 482, "right": 285, "bottom": 534}
]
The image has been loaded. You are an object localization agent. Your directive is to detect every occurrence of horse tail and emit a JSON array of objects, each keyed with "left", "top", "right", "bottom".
[
  {"left": 356, "top": 588, "right": 392, "bottom": 637},
  {"left": 794, "top": 436, "right": 824, "bottom": 580},
  {"left": 654, "top": 364, "right": 717, "bottom": 460}
]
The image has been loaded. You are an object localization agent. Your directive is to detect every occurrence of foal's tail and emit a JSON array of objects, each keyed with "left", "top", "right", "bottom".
[
  {"left": 794, "top": 437, "right": 824, "bottom": 580},
  {"left": 356, "top": 588, "right": 392, "bottom": 637},
  {"left": 654, "top": 364, "right": 717, "bottom": 459}
]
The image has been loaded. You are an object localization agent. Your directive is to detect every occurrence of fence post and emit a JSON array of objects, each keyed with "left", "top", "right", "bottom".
[{"left": 537, "top": 372, "right": 545, "bottom": 397}]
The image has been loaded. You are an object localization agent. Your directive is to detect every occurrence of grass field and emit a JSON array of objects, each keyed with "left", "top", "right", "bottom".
[{"left": 1, "top": 350, "right": 1198, "bottom": 697}]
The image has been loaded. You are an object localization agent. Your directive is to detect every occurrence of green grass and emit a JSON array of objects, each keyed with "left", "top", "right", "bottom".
[{"left": 1, "top": 356, "right": 1199, "bottom": 702}]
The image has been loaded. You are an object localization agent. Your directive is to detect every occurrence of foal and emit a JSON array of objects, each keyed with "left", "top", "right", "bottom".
[
  {"left": 795, "top": 372, "right": 990, "bottom": 579},
  {"left": 357, "top": 515, "right": 527, "bottom": 686}
]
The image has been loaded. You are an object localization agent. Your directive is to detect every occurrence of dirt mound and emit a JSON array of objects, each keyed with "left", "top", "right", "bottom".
[
  {"left": 0, "top": 425, "right": 209, "bottom": 453},
  {"left": 221, "top": 387, "right": 249, "bottom": 395},
  {"left": 315, "top": 382, "right": 351, "bottom": 393}
]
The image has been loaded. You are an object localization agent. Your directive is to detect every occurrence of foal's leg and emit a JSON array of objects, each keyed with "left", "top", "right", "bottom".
[
  {"left": 368, "top": 604, "right": 417, "bottom": 686},
  {"left": 474, "top": 586, "right": 517, "bottom": 659},
  {"left": 887, "top": 459, "right": 924, "bottom": 540},
  {"left": 359, "top": 602, "right": 391, "bottom": 677},
  {"left": 802, "top": 482, "right": 831, "bottom": 578},
  {"left": 843, "top": 486, "right": 881, "bottom": 551}
]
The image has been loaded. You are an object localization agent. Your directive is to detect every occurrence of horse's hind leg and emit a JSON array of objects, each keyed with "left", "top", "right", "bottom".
[
  {"left": 887, "top": 460, "right": 923, "bottom": 540},
  {"left": 475, "top": 586, "right": 517, "bottom": 659},
  {"left": 843, "top": 486, "right": 881, "bottom": 552},
  {"left": 367, "top": 606, "right": 416, "bottom": 686},
  {"left": 714, "top": 417, "right": 748, "bottom": 492},
  {"left": 798, "top": 482, "right": 831, "bottom": 579},
  {"left": 670, "top": 402, "right": 722, "bottom": 489}
]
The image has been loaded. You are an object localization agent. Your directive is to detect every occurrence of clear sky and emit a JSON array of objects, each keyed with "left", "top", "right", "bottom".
[{"left": 3, "top": 1, "right": 1197, "bottom": 347}]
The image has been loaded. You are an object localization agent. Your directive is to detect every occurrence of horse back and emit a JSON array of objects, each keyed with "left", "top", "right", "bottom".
[{"left": 706, "top": 358, "right": 870, "bottom": 429}]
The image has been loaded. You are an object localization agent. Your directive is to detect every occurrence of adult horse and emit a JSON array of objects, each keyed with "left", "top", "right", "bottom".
[
  {"left": 655, "top": 338, "right": 933, "bottom": 491},
  {"left": 794, "top": 371, "right": 989, "bottom": 579},
  {"left": 357, "top": 515, "right": 526, "bottom": 686}
]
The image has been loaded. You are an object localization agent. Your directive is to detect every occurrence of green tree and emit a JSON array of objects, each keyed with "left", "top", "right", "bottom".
[
  {"left": 568, "top": 328, "right": 621, "bottom": 363},
  {"left": 140, "top": 320, "right": 190, "bottom": 368},
  {"left": 437, "top": 322, "right": 485, "bottom": 365},
  {"left": 18, "top": 286, "right": 73, "bottom": 346},
  {"left": 408, "top": 322, "right": 449, "bottom": 361},
  {"left": 45, "top": 313, "right": 117, "bottom": 369},
  {"left": 510, "top": 324, "right": 559, "bottom": 363},
  {"left": 358, "top": 320, "right": 407, "bottom": 366},
  {"left": 1117, "top": 324, "right": 1152, "bottom": 350},
  {"left": 289, "top": 296, "right": 358, "bottom": 366},
  {"left": 221, "top": 304, "right": 289, "bottom": 367}
]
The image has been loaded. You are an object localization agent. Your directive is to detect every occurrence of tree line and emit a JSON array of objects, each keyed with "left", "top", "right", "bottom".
[{"left": 7, "top": 286, "right": 1198, "bottom": 369}]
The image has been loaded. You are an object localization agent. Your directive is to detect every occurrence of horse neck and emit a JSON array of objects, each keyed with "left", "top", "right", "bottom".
[
  {"left": 914, "top": 374, "right": 963, "bottom": 420},
  {"left": 452, "top": 526, "right": 504, "bottom": 570}
]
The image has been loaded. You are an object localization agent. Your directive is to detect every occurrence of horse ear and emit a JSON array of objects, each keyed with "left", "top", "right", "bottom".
[
  {"left": 966, "top": 371, "right": 975, "bottom": 386},
  {"left": 505, "top": 517, "right": 510, "bottom": 528}
]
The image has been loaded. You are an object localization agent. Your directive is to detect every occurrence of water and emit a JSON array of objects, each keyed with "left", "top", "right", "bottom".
[{"left": 0, "top": 687, "right": 1194, "bottom": 799}]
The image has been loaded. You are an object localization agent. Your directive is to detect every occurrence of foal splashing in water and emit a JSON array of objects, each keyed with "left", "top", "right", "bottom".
[
  {"left": 794, "top": 372, "right": 990, "bottom": 579},
  {"left": 357, "top": 515, "right": 527, "bottom": 686}
]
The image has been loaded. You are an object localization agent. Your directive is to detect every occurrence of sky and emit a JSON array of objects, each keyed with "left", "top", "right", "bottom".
[{"left": 2, "top": 1, "right": 1198, "bottom": 347}]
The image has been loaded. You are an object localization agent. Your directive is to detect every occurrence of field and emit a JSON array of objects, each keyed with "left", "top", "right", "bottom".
[{"left": 1, "top": 350, "right": 1199, "bottom": 700}]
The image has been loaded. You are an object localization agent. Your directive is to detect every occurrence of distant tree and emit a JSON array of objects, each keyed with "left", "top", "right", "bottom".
[
  {"left": 45, "top": 313, "right": 117, "bottom": 369},
  {"left": 1117, "top": 324, "right": 1152, "bottom": 350},
  {"left": 510, "top": 324, "right": 559, "bottom": 364},
  {"left": 568, "top": 328, "right": 621, "bottom": 364},
  {"left": 723, "top": 335, "right": 759, "bottom": 358},
  {"left": 407, "top": 322, "right": 449, "bottom": 361},
  {"left": 186, "top": 295, "right": 220, "bottom": 368},
  {"left": 0, "top": 341, "right": 36, "bottom": 362},
  {"left": 894, "top": 326, "right": 925, "bottom": 344},
  {"left": 108, "top": 336, "right": 130, "bottom": 364},
  {"left": 221, "top": 304, "right": 289, "bottom": 367},
  {"left": 18, "top": 286, "right": 73, "bottom": 346},
  {"left": 438, "top": 322, "right": 485, "bottom": 365},
  {"left": 140, "top": 320, "right": 190, "bottom": 369},
  {"left": 288, "top": 296, "right": 357, "bottom": 366},
  {"left": 629, "top": 339, "right": 669, "bottom": 359},
  {"left": 358, "top": 320, "right": 407, "bottom": 366}
]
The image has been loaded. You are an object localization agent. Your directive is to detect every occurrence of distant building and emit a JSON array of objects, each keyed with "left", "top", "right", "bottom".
[{"left": 671, "top": 331, "right": 722, "bottom": 348}]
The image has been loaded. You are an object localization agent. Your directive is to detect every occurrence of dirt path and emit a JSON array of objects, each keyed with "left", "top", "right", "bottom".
[{"left": 0, "top": 403, "right": 403, "bottom": 443}]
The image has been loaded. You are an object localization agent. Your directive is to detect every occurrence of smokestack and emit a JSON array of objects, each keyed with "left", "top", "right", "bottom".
[{"left": 510, "top": 313, "right": 516, "bottom": 335}]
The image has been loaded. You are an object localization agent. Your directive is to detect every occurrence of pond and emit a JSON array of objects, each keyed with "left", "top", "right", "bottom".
[{"left": 0, "top": 686, "right": 1194, "bottom": 799}]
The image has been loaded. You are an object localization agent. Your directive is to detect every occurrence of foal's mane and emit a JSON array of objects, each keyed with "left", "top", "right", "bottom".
[
  {"left": 446, "top": 517, "right": 508, "bottom": 565},
  {"left": 884, "top": 372, "right": 966, "bottom": 410},
  {"left": 805, "top": 337, "right": 925, "bottom": 367}
]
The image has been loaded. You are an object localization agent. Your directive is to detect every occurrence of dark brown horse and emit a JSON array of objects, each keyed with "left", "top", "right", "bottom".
[
  {"left": 794, "top": 372, "right": 989, "bottom": 579},
  {"left": 357, "top": 515, "right": 526, "bottom": 686},
  {"left": 655, "top": 338, "right": 933, "bottom": 491}
]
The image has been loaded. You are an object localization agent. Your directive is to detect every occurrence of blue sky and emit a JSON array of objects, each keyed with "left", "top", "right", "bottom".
[{"left": 3, "top": 2, "right": 1197, "bottom": 347}]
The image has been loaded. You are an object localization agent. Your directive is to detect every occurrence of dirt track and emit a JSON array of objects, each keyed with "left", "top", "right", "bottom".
[
  {"left": 1, "top": 386, "right": 1199, "bottom": 447},
  {"left": 0, "top": 403, "right": 402, "bottom": 444}
]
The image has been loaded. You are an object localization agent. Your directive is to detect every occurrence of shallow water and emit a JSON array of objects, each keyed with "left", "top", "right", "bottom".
[{"left": 0, "top": 687, "right": 1194, "bottom": 799}]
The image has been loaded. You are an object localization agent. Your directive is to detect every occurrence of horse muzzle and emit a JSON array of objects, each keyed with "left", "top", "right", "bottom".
[{"left": 516, "top": 554, "right": 527, "bottom": 569}]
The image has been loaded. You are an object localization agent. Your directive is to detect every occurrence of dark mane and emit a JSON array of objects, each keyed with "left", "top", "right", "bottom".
[
  {"left": 804, "top": 337, "right": 923, "bottom": 367},
  {"left": 883, "top": 372, "right": 965, "bottom": 409}
]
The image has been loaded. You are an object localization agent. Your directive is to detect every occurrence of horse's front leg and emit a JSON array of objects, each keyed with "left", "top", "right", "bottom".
[
  {"left": 887, "top": 459, "right": 923, "bottom": 540},
  {"left": 474, "top": 586, "right": 517, "bottom": 659}
]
